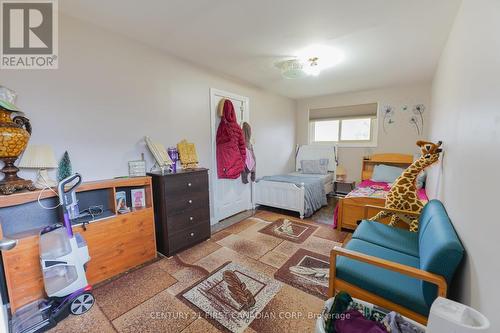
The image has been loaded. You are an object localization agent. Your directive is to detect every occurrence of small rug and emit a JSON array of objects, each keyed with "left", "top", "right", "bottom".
[
  {"left": 274, "top": 249, "right": 330, "bottom": 300},
  {"left": 181, "top": 262, "right": 282, "bottom": 333},
  {"left": 258, "top": 217, "right": 318, "bottom": 244}
]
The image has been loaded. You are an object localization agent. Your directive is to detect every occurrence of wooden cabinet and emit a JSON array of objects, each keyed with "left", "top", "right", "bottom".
[
  {"left": 0, "top": 177, "right": 157, "bottom": 312},
  {"left": 149, "top": 169, "right": 211, "bottom": 257}
]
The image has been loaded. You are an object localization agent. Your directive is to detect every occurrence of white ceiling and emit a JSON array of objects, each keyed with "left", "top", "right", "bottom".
[{"left": 60, "top": 0, "right": 461, "bottom": 99}]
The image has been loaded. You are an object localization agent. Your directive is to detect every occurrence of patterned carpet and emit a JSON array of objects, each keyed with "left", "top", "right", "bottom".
[{"left": 48, "top": 210, "right": 348, "bottom": 333}]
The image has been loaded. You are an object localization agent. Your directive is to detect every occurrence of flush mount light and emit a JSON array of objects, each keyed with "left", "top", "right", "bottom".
[
  {"left": 275, "top": 44, "right": 343, "bottom": 79},
  {"left": 296, "top": 44, "right": 344, "bottom": 76},
  {"left": 274, "top": 59, "right": 306, "bottom": 79}
]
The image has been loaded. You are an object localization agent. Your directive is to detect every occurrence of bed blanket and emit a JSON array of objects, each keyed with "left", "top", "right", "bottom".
[
  {"left": 333, "top": 180, "right": 429, "bottom": 228},
  {"left": 260, "top": 174, "right": 327, "bottom": 217}
]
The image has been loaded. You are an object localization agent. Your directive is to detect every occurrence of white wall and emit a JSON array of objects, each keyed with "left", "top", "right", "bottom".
[
  {"left": 296, "top": 84, "right": 431, "bottom": 182},
  {"left": 426, "top": 0, "right": 500, "bottom": 330},
  {"left": 1, "top": 14, "right": 296, "bottom": 182}
]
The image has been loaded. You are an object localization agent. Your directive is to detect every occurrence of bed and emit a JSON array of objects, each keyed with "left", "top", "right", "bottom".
[
  {"left": 335, "top": 153, "right": 429, "bottom": 231},
  {"left": 252, "top": 145, "right": 336, "bottom": 219}
]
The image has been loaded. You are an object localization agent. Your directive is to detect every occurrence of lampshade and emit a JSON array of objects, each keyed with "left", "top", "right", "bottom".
[
  {"left": 336, "top": 165, "right": 347, "bottom": 176},
  {"left": 19, "top": 145, "right": 57, "bottom": 169}
]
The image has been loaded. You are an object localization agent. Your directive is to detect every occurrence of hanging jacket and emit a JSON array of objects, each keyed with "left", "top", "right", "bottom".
[
  {"left": 241, "top": 122, "right": 256, "bottom": 184},
  {"left": 216, "top": 99, "right": 246, "bottom": 179}
]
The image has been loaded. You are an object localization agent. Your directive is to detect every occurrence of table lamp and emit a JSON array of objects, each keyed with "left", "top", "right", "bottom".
[
  {"left": 19, "top": 145, "right": 58, "bottom": 189},
  {"left": 336, "top": 165, "right": 347, "bottom": 181}
]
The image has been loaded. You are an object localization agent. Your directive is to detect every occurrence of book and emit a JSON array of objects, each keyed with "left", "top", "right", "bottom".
[
  {"left": 115, "top": 191, "right": 130, "bottom": 214},
  {"left": 131, "top": 188, "right": 146, "bottom": 209}
]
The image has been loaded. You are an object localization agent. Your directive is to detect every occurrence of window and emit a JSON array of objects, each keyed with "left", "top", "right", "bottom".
[
  {"left": 313, "top": 120, "right": 339, "bottom": 142},
  {"left": 311, "top": 117, "right": 373, "bottom": 143},
  {"left": 309, "top": 103, "right": 378, "bottom": 147},
  {"left": 340, "top": 118, "right": 371, "bottom": 141}
]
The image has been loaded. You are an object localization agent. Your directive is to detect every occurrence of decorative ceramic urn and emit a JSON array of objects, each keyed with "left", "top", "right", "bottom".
[{"left": 0, "top": 87, "right": 35, "bottom": 194}]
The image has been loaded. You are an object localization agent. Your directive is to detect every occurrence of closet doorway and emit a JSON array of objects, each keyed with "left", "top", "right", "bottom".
[{"left": 210, "top": 88, "right": 251, "bottom": 225}]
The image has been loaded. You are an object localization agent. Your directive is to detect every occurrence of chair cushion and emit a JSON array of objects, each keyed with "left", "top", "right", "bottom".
[
  {"left": 353, "top": 221, "right": 419, "bottom": 257},
  {"left": 336, "top": 239, "right": 430, "bottom": 316},
  {"left": 418, "top": 200, "right": 464, "bottom": 306}
]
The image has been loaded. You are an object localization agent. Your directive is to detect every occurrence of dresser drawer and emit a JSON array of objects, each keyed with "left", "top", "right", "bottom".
[
  {"left": 164, "top": 171, "right": 208, "bottom": 197},
  {"left": 168, "top": 222, "right": 210, "bottom": 254},
  {"left": 166, "top": 191, "right": 209, "bottom": 214},
  {"left": 166, "top": 207, "right": 210, "bottom": 234}
]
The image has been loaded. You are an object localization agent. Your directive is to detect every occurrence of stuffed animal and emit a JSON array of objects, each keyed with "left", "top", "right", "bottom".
[{"left": 369, "top": 140, "right": 443, "bottom": 232}]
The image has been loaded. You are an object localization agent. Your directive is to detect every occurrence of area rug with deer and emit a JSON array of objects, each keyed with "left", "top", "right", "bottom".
[
  {"left": 274, "top": 248, "right": 330, "bottom": 300},
  {"left": 258, "top": 217, "right": 318, "bottom": 243},
  {"left": 180, "top": 262, "right": 282, "bottom": 333}
]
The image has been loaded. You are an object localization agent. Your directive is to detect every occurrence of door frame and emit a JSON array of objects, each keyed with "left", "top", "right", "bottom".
[{"left": 209, "top": 88, "right": 251, "bottom": 225}]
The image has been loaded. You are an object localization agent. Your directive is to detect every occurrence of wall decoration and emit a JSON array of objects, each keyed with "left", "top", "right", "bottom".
[
  {"left": 382, "top": 105, "right": 395, "bottom": 134},
  {"left": 409, "top": 104, "right": 425, "bottom": 135},
  {"left": 57, "top": 151, "right": 73, "bottom": 181},
  {"left": 128, "top": 157, "right": 146, "bottom": 177}
]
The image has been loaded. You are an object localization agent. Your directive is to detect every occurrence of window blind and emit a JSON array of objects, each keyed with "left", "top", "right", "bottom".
[{"left": 309, "top": 103, "right": 378, "bottom": 120}]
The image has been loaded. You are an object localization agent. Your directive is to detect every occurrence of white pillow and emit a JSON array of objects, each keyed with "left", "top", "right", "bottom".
[
  {"left": 371, "top": 164, "right": 404, "bottom": 183},
  {"left": 300, "top": 159, "right": 329, "bottom": 174}
]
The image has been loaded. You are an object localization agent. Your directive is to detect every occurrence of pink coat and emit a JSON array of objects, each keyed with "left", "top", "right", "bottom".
[{"left": 216, "top": 100, "right": 246, "bottom": 179}]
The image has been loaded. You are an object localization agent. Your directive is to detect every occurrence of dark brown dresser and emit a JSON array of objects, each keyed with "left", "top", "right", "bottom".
[{"left": 148, "top": 168, "right": 211, "bottom": 256}]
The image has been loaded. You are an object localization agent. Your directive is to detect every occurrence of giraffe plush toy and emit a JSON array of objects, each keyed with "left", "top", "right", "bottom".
[{"left": 370, "top": 140, "right": 443, "bottom": 232}]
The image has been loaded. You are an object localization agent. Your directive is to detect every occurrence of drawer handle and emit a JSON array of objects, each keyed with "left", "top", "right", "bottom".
[
  {"left": 187, "top": 182, "right": 192, "bottom": 187},
  {"left": 190, "top": 232, "right": 195, "bottom": 237},
  {"left": 189, "top": 216, "right": 194, "bottom": 221},
  {"left": 188, "top": 199, "right": 193, "bottom": 204}
]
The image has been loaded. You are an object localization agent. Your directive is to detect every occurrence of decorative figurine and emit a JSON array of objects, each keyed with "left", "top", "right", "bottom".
[{"left": 167, "top": 147, "right": 179, "bottom": 173}]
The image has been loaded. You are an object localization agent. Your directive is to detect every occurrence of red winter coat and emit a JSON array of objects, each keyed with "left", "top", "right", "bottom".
[{"left": 216, "top": 100, "right": 246, "bottom": 179}]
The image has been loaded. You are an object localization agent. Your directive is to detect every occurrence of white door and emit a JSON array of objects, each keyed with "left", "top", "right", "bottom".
[{"left": 210, "top": 88, "right": 251, "bottom": 224}]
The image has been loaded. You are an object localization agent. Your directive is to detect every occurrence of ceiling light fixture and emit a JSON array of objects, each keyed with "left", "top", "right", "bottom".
[
  {"left": 275, "top": 44, "right": 344, "bottom": 79},
  {"left": 296, "top": 44, "right": 344, "bottom": 76},
  {"left": 275, "top": 59, "right": 306, "bottom": 79}
]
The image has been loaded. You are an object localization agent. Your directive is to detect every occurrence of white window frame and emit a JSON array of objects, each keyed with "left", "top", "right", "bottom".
[{"left": 309, "top": 115, "right": 378, "bottom": 148}]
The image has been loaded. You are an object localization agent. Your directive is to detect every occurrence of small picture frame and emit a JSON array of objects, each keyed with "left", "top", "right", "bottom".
[
  {"left": 131, "top": 188, "right": 146, "bottom": 209},
  {"left": 115, "top": 191, "right": 130, "bottom": 214},
  {"left": 128, "top": 160, "right": 146, "bottom": 177}
]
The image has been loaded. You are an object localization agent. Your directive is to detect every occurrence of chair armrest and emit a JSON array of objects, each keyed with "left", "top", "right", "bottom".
[
  {"left": 363, "top": 205, "right": 421, "bottom": 219},
  {"left": 331, "top": 246, "right": 447, "bottom": 297}
]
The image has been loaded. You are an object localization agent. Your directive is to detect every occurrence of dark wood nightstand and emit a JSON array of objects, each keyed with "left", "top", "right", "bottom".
[{"left": 333, "top": 180, "right": 356, "bottom": 197}]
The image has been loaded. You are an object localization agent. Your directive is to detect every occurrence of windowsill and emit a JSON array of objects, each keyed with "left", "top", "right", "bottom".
[{"left": 310, "top": 141, "right": 378, "bottom": 148}]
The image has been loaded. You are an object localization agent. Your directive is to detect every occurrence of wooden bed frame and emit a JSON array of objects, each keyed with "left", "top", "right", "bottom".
[{"left": 336, "top": 153, "right": 414, "bottom": 230}]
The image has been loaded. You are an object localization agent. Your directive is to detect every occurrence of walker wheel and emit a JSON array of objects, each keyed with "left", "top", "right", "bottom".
[{"left": 70, "top": 292, "right": 94, "bottom": 315}]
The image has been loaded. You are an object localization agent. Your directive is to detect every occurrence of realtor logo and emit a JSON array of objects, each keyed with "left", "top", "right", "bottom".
[{"left": 1, "top": 0, "right": 58, "bottom": 69}]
